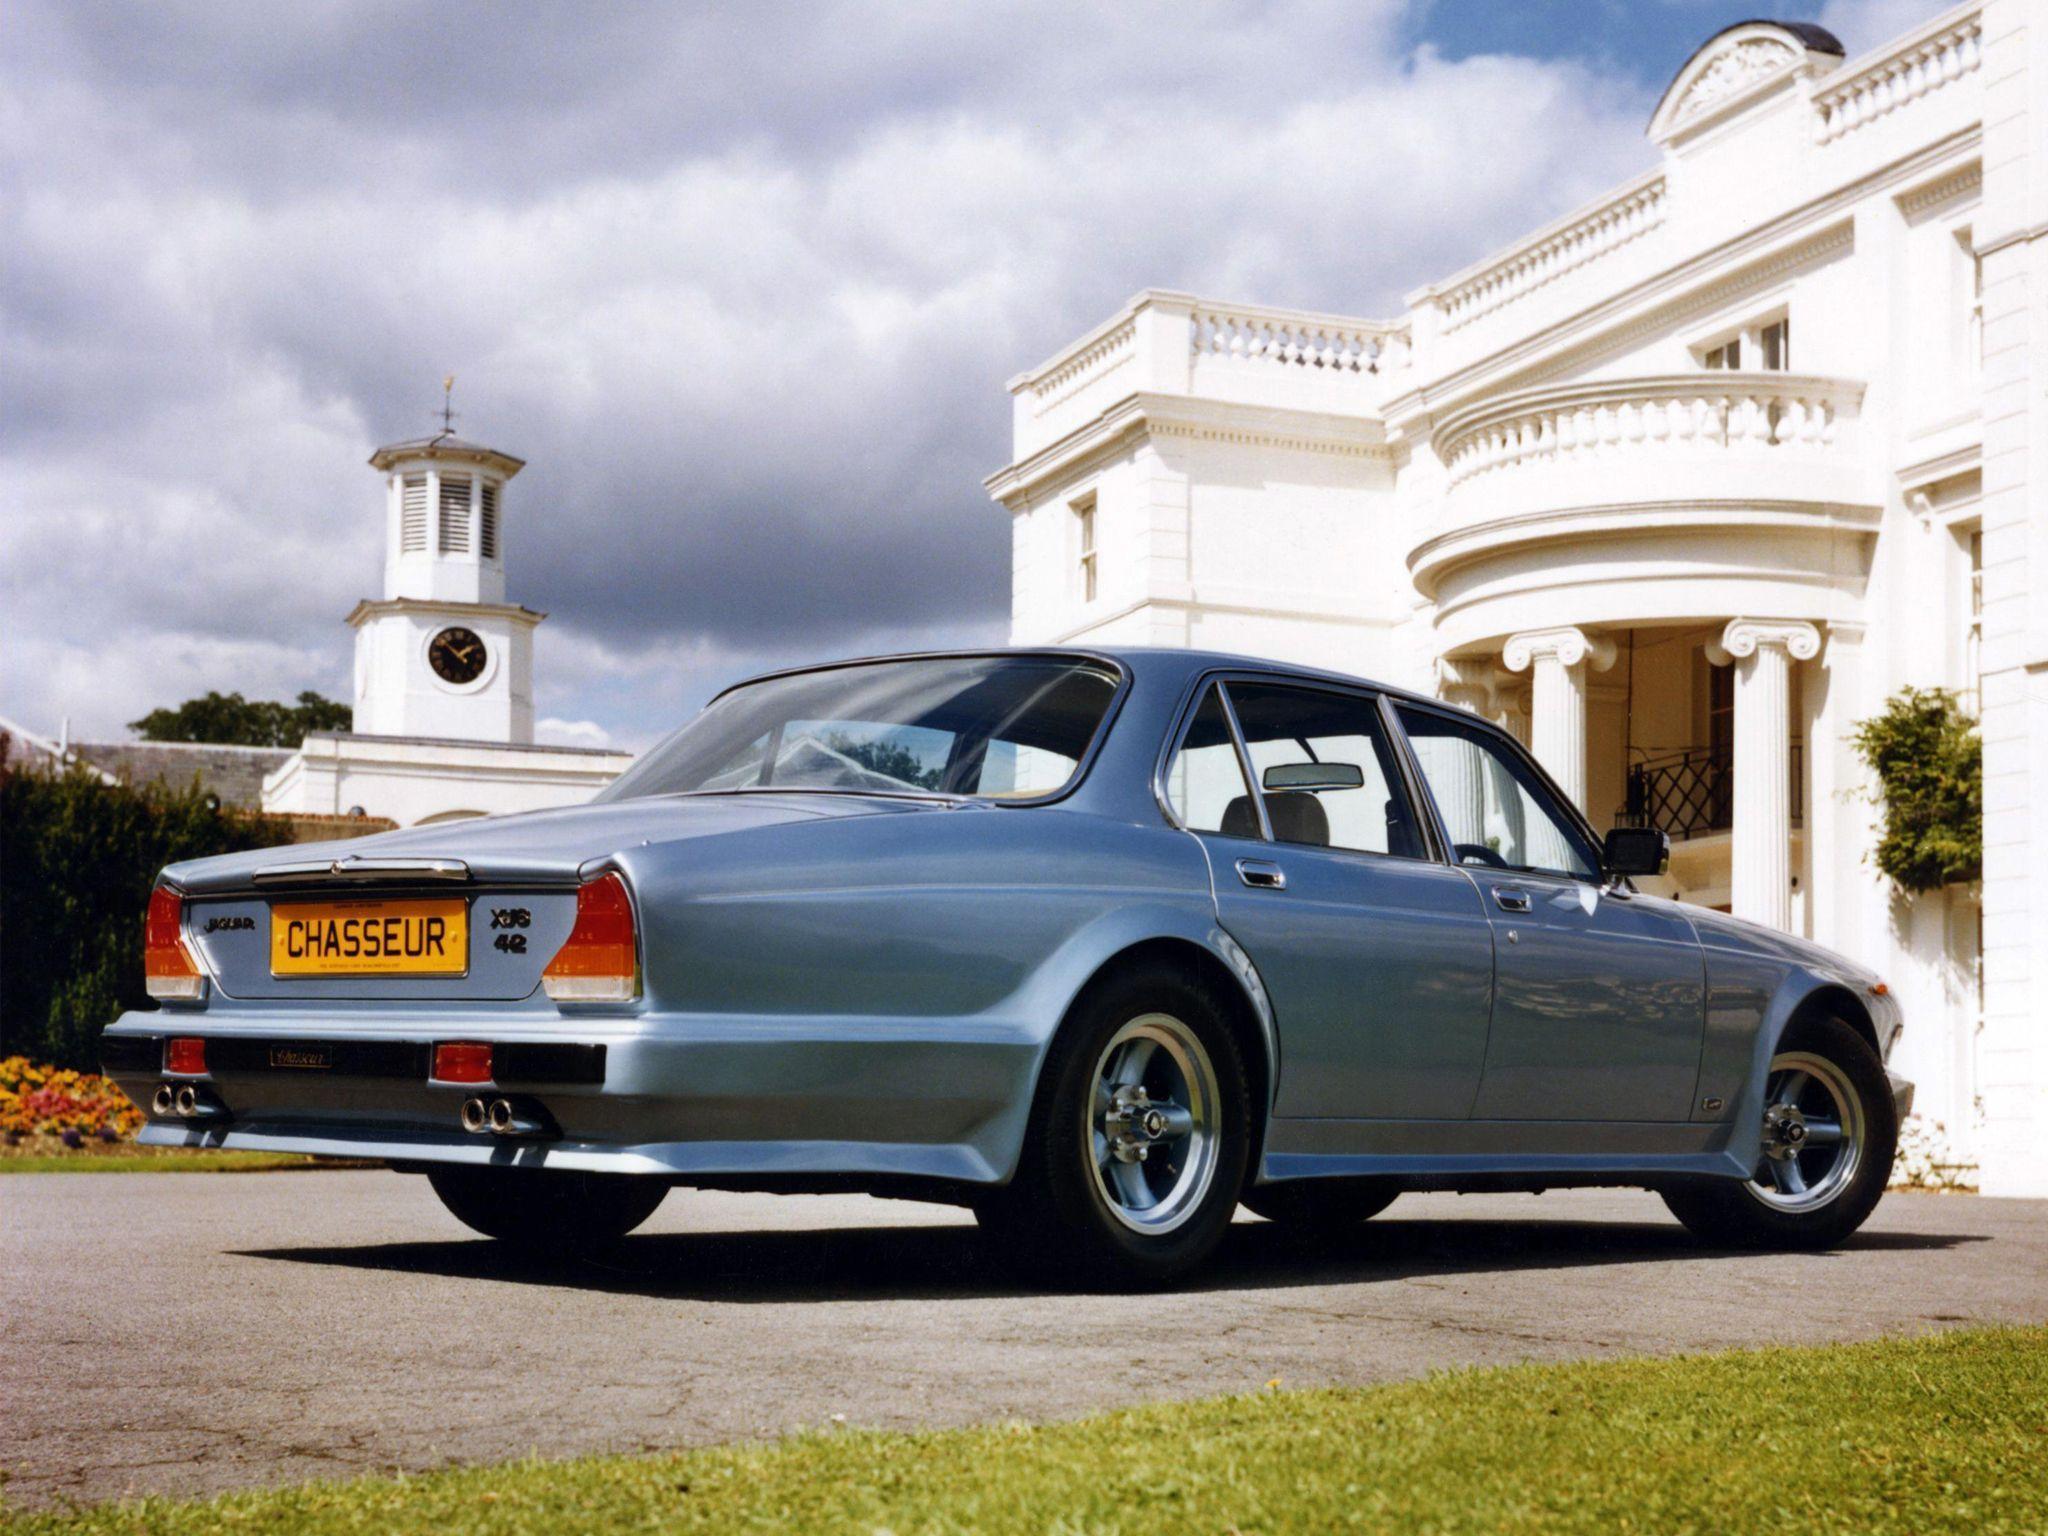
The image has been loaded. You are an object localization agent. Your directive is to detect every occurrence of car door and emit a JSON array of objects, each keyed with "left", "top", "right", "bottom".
[
  {"left": 1390, "top": 702, "right": 1706, "bottom": 1122},
  {"left": 1162, "top": 678, "right": 1494, "bottom": 1122}
]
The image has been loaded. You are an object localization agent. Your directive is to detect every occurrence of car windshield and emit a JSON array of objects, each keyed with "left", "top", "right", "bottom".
[{"left": 597, "top": 655, "right": 1123, "bottom": 803}]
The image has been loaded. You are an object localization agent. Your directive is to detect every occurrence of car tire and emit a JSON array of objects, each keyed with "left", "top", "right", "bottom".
[
  {"left": 1660, "top": 1013, "right": 1897, "bottom": 1251},
  {"left": 978, "top": 959, "right": 1251, "bottom": 1289},
  {"left": 426, "top": 1166, "right": 669, "bottom": 1253},
  {"left": 1240, "top": 1179, "right": 1399, "bottom": 1227}
]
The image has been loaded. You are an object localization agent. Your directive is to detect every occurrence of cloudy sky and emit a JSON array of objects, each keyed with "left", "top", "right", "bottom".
[{"left": 4, "top": 0, "right": 1946, "bottom": 751}]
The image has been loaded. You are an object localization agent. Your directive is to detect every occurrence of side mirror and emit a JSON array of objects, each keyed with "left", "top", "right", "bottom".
[
  {"left": 1602, "top": 826, "right": 1669, "bottom": 878},
  {"left": 1263, "top": 762, "right": 1365, "bottom": 792}
]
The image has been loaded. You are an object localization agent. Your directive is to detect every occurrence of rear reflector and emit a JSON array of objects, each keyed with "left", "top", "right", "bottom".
[
  {"left": 164, "top": 1036, "right": 207, "bottom": 1076},
  {"left": 542, "top": 871, "right": 640, "bottom": 1003},
  {"left": 144, "top": 886, "right": 206, "bottom": 1001},
  {"left": 432, "top": 1041, "right": 494, "bottom": 1084}
]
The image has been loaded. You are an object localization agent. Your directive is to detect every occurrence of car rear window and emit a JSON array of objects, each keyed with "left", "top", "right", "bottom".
[{"left": 599, "top": 656, "right": 1122, "bottom": 803}]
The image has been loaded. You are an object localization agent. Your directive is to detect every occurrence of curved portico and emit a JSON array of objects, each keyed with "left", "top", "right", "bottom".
[
  {"left": 1412, "top": 372, "right": 1878, "bottom": 657},
  {"left": 1413, "top": 375, "right": 1879, "bottom": 932}
]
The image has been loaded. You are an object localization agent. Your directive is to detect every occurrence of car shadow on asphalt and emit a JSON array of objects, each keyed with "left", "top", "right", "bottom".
[{"left": 235, "top": 1210, "right": 1988, "bottom": 1303}]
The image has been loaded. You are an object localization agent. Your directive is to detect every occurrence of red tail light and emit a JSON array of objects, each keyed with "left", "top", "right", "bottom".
[
  {"left": 165, "top": 1037, "right": 207, "bottom": 1075},
  {"left": 432, "top": 1041, "right": 494, "bottom": 1084},
  {"left": 144, "top": 886, "right": 206, "bottom": 1002},
  {"left": 541, "top": 871, "right": 640, "bottom": 1003}
]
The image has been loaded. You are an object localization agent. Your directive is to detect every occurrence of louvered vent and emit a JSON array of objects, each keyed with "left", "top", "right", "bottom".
[
  {"left": 479, "top": 481, "right": 499, "bottom": 559},
  {"left": 400, "top": 476, "right": 429, "bottom": 552},
  {"left": 438, "top": 475, "right": 472, "bottom": 554}
]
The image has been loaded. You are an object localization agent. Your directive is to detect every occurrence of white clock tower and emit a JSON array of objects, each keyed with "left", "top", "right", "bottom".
[{"left": 347, "top": 430, "right": 543, "bottom": 743}]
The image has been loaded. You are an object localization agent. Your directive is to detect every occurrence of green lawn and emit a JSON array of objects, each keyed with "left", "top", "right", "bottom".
[{"left": 6, "top": 1326, "right": 2044, "bottom": 1534}]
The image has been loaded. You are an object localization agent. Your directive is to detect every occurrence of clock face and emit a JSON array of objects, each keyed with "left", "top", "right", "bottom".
[{"left": 428, "top": 626, "right": 488, "bottom": 685}]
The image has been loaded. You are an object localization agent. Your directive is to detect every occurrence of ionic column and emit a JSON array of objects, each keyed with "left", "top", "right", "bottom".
[
  {"left": 1503, "top": 626, "right": 1616, "bottom": 811},
  {"left": 1709, "top": 619, "right": 1821, "bottom": 930},
  {"left": 1434, "top": 659, "right": 1500, "bottom": 847}
]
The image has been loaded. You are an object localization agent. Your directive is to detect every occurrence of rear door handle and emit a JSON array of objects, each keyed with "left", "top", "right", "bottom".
[
  {"left": 1236, "top": 858, "right": 1287, "bottom": 891},
  {"left": 1492, "top": 887, "right": 1532, "bottom": 913}
]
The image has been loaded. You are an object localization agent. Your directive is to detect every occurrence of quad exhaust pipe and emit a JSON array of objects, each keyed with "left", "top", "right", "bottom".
[{"left": 459, "top": 1095, "right": 549, "bottom": 1139}]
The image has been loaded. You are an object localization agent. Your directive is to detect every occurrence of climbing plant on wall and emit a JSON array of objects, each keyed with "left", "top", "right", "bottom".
[{"left": 1850, "top": 687, "right": 1982, "bottom": 894}]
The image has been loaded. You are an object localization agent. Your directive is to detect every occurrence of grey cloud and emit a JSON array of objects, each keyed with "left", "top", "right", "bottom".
[{"left": 4, "top": 0, "right": 1657, "bottom": 741}]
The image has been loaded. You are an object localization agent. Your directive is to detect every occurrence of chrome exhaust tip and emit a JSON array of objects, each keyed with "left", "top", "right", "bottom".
[
  {"left": 171, "top": 1083, "right": 226, "bottom": 1121},
  {"left": 459, "top": 1097, "right": 490, "bottom": 1134},
  {"left": 485, "top": 1096, "right": 547, "bottom": 1138},
  {"left": 151, "top": 1084, "right": 176, "bottom": 1117}
]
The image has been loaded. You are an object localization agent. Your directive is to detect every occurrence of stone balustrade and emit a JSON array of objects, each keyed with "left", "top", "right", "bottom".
[
  {"left": 1432, "top": 172, "right": 1666, "bottom": 335},
  {"left": 1190, "top": 304, "right": 1407, "bottom": 378},
  {"left": 1412, "top": 375, "right": 1874, "bottom": 653},
  {"left": 1009, "top": 290, "right": 1407, "bottom": 457},
  {"left": 1440, "top": 373, "right": 1862, "bottom": 491},
  {"left": 1813, "top": 6, "right": 1981, "bottom": 145},
  {"left": 1026, "top": 317, "right": 1136, "bottom": 406}
]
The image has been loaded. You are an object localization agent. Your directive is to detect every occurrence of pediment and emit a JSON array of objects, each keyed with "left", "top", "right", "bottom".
[{"left": 1649, "top": 21, "right": 1844, "bottom": 145}]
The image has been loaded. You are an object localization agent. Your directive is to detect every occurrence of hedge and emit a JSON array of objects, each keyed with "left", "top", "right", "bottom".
[{"left": 0, "top": 737, "right": 287, "bottom": 1068}]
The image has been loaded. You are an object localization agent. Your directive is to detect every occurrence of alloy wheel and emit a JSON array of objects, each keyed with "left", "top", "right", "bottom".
[
  {"left": 1745, "top": 1049, "right": 1865, "bottom": 1213},
  {"left": 1085, "top": 1012, "right": 1221, "bottom": 1235}
]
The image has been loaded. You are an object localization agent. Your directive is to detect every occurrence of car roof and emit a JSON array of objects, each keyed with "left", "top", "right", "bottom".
[{"left": 720, "top": 644, "right": 1451, "bottom": 712}]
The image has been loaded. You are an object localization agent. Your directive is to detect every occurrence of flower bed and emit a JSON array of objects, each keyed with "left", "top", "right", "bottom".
[{"left": 0, "top": 1056, "right": 145, "bottom": 1149}]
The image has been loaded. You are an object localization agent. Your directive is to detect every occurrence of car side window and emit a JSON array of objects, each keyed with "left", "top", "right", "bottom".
[
  {"left": 1224, "top": 683, "right": 1426, "bottom": 858},
  {"left": 1164, "top": 685, "right": 1257, "bottom": 835},
  {"left": 1393, "top": 705, "right": 1597, "bottom": 881}
]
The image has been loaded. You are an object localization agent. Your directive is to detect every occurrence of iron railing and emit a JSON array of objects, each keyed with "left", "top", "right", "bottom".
[{"left": 1620, "top": 743, "right": 1803, "bottom": 841}]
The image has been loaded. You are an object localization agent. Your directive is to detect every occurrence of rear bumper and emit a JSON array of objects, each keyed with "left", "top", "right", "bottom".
[{"left": 104, "top": 1011, "right": 1043, "bottom": 1187}]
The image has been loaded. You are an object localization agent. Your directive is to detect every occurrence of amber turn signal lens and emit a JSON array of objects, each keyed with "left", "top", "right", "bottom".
[
  {"left": 144, "top": 886, "right": 206, "bottom": 1001},
  {"left": 164, "top": 1036, "right": 207, "bottom": 1076},
  {"left": 432, "top": 1041, "right": 494, "bottom": 1084},
  {"left": 541, "top": 871, "right": 640, "bottom": 1003}
]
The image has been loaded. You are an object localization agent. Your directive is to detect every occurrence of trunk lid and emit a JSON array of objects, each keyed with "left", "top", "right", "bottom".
[{"left": 171, "top": 791, "right": 922, "bottom": 1002}]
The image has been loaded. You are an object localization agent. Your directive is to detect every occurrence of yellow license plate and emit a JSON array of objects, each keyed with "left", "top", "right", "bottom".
[{"left": 270, "top": 898, "right": 468, "bottom": 977}]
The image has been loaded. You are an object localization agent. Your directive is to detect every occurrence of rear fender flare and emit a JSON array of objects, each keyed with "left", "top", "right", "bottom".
[{"left": 1006, "top": 900, "right": 1277, "bottom": 1127}]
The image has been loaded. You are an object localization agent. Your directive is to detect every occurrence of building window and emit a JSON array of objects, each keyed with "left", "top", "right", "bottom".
[
  {"left": 1759, "top": 317, "right": 1789, "bottom": 370},
  {"left": 1706, "top": 659, "right": 1734, "bottom": 828},
  {"left": 479, "top": 480, "right": 499, "bottom": 560},
  {"left": 1957, "top": 228, "right": 1983, "bottom": 377},
  {"left": 1074, "top": 495, "right": 1097, "bottom": 603},
  {"left": 1707, "top": 660, "right": 1734, "bottom": 760},
  {"left": 438, "top": 474, "right": 472, "bottom": 555},
  {"left": 400, "top": 474, "right": 429, "bottom": 552},
  {"left": 1698, "top": 315, "right": 1788, "bottom": 372},
  {"left": 1966, "top": 526, "right": 1983, "bottom": 713}
]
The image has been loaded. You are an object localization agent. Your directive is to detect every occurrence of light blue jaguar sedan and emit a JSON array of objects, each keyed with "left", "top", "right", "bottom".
[{"left": 104, "top": 648, "right": 1908, "bottom": 1285}]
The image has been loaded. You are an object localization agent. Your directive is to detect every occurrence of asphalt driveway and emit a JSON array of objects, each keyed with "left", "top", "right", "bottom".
[{"left": 3, "top": 1171, "right": 2043, "bottom": 1510}]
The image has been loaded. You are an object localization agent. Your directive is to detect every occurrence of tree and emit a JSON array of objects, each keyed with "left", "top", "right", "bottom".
[
  {"left": 0, "top": 737, "right": 288, "bottom": 1067},
  {"left": 129, "top": 690, "right": 351, "bottom": 748},
  {"left": 1850, "top": 687, "right": 1982, "bottom": 894},
  {"left": 824, "top": 733, "right": 944, "bottom": 790}
]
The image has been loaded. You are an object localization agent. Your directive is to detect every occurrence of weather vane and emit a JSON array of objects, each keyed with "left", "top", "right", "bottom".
[{"left": 437, "top": 374, "right": 458, "bottom": 435}]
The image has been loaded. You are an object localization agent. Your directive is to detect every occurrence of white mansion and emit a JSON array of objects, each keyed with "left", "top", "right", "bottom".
[{"left": 988, "top": 5, "right": 2048, "bottom": 1196}]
